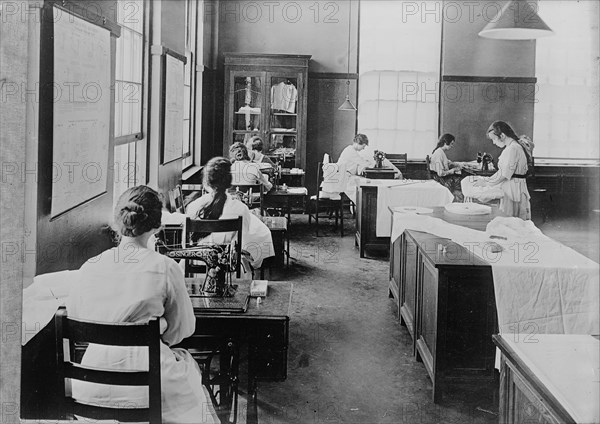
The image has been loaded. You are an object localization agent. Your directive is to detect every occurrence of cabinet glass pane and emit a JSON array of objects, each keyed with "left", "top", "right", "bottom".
[
  {"left": 267, "top": 134, "right": 296, "bottom": 159},
  {"left": 269, "top": 76, "right": 298, "bottom": 114},
  {"left": 268, "top": 76, "right": 298, "bottom": 163},
  {"left": 233, "top": 76, "right": 262, "bottom": 131}
]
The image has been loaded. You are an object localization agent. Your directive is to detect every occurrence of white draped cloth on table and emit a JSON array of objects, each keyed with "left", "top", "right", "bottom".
[
  {"left": 461, "top": 176, "right": 504, "bottom": 202},
  {"left": 390, "top": 214, "right": 599, "bottom": 336},
  {"left": 375, "top": 180, "right": 453, "bottom": 237}
]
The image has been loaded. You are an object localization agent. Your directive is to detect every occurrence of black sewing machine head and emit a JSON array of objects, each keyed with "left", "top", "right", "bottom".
[{"left": 477, "top": 152, "right": 494, "bottom": 170}]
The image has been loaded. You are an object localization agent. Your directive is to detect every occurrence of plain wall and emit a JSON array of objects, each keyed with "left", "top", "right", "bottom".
[
  {"left": 216, "top": 0, "right": 357, "bottom": 74},
  {"left": 441, "top": 0, "right": 535, "bottom": 77},
  {"left": 440, "top": 0, "right": 536, "bottom": 162}
]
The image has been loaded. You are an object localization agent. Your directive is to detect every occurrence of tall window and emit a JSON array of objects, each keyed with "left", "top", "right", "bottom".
[
  {"left": 113, "top": 0, "right": 146, "bottom": 202},
  {"left": 358, "top": 1, "right": 441, "bottom": 159},
  {"left": 533, "top": 1, "right": 599, "bottom": 161},
  {"left": 182, "top": 0, "right": 199, "bottom": 170}
]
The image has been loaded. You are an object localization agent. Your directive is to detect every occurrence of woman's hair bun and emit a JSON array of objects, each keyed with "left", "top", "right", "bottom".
[
  {"left": 113, "top": 186, "right": 162, "bottom": 237},
  {"left": 120, "top": 202, "right": 148, "bottom": 229}
]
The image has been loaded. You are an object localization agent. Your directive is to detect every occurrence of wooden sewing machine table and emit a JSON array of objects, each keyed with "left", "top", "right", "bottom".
[{"left": 182, "top": 279, "right": 293, "bottom": 424}]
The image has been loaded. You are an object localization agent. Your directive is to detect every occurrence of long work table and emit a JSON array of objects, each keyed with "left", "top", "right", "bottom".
[
  {"left": 389, "top": 206, "right": 599, "bottom": 404},
  {"left": 355, "top": 178, "right": 454, "bottom": 257}
]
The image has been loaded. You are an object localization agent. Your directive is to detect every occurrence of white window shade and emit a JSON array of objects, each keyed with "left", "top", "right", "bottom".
[
  {"left": 534, "top": 0, "right": 599, "bottom": 160},
  {"left": 358, "top": 1, "right": 442, "bottom": 159}
]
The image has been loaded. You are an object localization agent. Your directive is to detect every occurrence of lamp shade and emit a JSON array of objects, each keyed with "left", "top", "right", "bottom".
[
  {"left": 338, "top": 95, "right": 357, "bottom": 111},
  {"left": 479, "top": 0, "right": 554, "bottom": 40}
]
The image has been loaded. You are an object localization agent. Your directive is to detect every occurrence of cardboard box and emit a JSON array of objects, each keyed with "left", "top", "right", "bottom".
[{"left": 250, "top": 280, "right": 268, "bottom": 297}]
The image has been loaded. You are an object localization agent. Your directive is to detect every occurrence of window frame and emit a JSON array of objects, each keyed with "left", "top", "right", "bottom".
[{"left": 112, "top": 0, "right": 149, "bottom": 203}]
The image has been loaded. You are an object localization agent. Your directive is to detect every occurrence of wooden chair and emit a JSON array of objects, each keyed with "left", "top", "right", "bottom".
[
  {"left": 54, "top": 308, "right": 162, "bottom": 423},
  {"left": 387, "top": 153, "right": 408, "bottom": 174},
  {"left": 168, "top": 184, "right": 185, "bottom": 213},
  {"left": 526, "top": 157, "right": 549, "bottom": 222},
  {"left": 229, "top": 184, "right": 264, "bottom": 215},
  {"left": 183, "top": 216, "right": 243, "bottom": 279},
  {"left": 425, "top": 155, "right": 434, "bottom": 180},
  {"left": 307, "top": 162, "right": 345, "bottom": 237},
  {"left": 175, "top": 335, "right": 240, "bottom": 424}
]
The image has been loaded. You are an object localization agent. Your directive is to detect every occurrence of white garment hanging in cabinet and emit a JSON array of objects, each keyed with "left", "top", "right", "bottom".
[{"left": 271, "top": 82, "right": 298, "bottom": 113}]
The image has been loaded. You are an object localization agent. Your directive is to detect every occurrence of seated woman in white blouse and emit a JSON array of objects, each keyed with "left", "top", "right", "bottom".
[
  {"left": 186, "top": 156, "right": 274, "bottom": 269},
  {"left": 229, "top": 142, "right": 273, "bottom": 192},
  {"left": 67, "top": 185, "right": 219, "bottom": 424},
  {"left": 429, "top": 133, "right": 464, "bottom": 202},
  {"left": 338, "top": 133, "right": 402, "bottom": 178}
]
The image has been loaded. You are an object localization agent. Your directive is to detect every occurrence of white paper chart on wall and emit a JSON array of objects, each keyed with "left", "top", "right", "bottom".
[{"left": 51, "top": 9, "right": 110, "bottom": 217}]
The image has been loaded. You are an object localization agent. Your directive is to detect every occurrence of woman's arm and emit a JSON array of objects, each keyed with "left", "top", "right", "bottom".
[
  {"left": 185, "top": 195, "right": 210, "bottom": 218},
  {"left": 262, "top": 155, "right": 276, "bottom": 167},
  {"left": 382, "top": 158, "right": 403, "bottom": 179},
  {"left": 339, "top": 145, "right": 371, "bottom": 176},
  {"left": 161, "top": 258, "right": 195, "bottom": 346},
  {"left": 431, "top": 154, "right": 459, "bottom": 177},
  {"left": 257, "top": 169, "right": 273, "bottom": 191}
]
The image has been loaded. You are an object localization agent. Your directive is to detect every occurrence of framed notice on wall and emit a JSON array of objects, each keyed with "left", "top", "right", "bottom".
[
  {"left": 162, "top": 50, "right": 187, "bottom": 164},
  {"left": 51, "top": 7, "right": 111, "bottom": 218}
]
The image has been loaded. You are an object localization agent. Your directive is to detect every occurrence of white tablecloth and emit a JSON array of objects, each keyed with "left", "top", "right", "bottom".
[
  {"left": 22, "top": 270, "right": 79, "bottom": 345},
  {"left": 502, "top": 335, "right": 599, "bottom": 424},
  {"left": 375, "top": 180, "right": 453, "bottom": 237},
  {"left": 461, "top": 176, "right": 504, "bottom": 202},
  {"left": 391, "top": 214, "right": 599, "bottom": 336}
]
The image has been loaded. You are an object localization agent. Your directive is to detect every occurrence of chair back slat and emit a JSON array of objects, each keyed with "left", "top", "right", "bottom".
[
  {"left": 71, "top": 401, "right": 152, "bottom": 423},
  {"left": 66, "top": 363, "right": 150, "bottom": 385},
  {"left": 168, "top": 184, "right": 185, "bottom": 213},
  {"left": 62, "top": 316, "right": 154, "bottom": 346},
  {"left": 387, "top": 153, "right": 408, "bottom": 173},
  {"left": 54, "top": 308, "right": 162, "bottom": 423},
  {"left": 425, "top": 155, "right": 433, "bottom": 179},
  {"left": 230, "top": 184, "right": 264, "bottom": 214},
  {"left": 316, "top": 162, "right": 324, "bottom": 192}
]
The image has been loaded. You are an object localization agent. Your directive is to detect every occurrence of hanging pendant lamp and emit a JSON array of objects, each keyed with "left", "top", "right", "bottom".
[
  {"left": 479, "top": 0, "right": 554, "bottom": 40},
  {"left": 339, "top": 81, "right": 357, "bottom": 111},
  {"left": 339, "top": 1, "right": 357, "bottom": 111}
]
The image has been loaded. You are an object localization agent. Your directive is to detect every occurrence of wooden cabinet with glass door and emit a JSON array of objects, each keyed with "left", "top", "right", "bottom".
[{"left": 223, "top": 54, "right": 311, "bottom": 172}]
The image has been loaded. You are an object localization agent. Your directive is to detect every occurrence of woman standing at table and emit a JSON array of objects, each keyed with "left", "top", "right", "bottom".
[
  {"left": 429, "top": 133, "right": 464, "bottom": 202},
  {"left": 67, "top": 185, "right": 219, "bottom": 424},
  {"left": 475, "top": 121, "right": 531, "bottom": 219},
  {"left": 229, "top": 142, "right": 273, "bottom": 191},
  {"left": 186, "top": 156, "right": 274, "bottom": 269}
]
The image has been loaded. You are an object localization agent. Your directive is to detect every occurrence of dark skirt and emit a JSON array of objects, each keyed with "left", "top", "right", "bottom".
[{"left": 433, "top": 173, "right": 464, "bottom": 202}]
